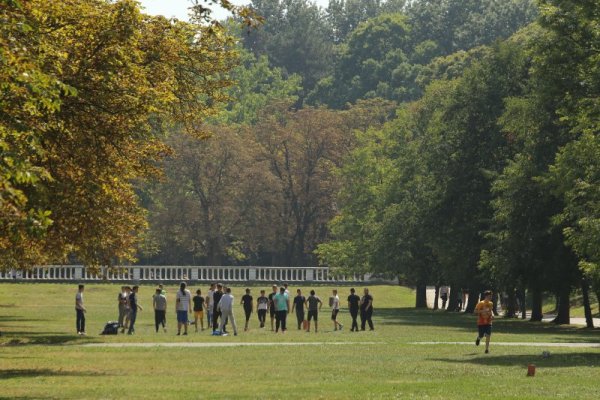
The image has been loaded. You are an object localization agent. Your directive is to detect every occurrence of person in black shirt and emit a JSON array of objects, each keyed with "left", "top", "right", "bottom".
[
  {"left": 291, "top": 289, "right": 306, "bottom": 330},
  {"left": 212, "top": 283, "right": 224, "bottom": 333},
  {"left": 359, "top": 288, "right": 374, "bottom": 331},
  {"left": 347, "top": 288, "right": 361, "bottom": 332},
  {"left": 268, "top": 285, "right": 278, "bottom": 331},
  {"left": 241, "top": 288, "right": 253, "bottom": 331},
  {"left": 127, "top": 286, "right": 143, "bottom": 335},
  {"left": 192, "top": 289, "right": 205, "bottom": 332}
]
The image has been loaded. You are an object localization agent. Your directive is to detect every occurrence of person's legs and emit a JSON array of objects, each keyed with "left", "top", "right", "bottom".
[
  {"left": 212, "top": 309, "right": 220, "bottom": 332},
  {"left": 207, "top": 309, "right": 212, "bottom": 328},
  {"left": 282, "top": 311, "right": 287, "bottom": 331},
  {"left": 296, "top": 310, "right": 303, "bottom": 329},
  {"left": 258, "top": 309, "right": 266, "bottom": 327},
  {"left": 270, "top": 308, "right": 275, "bottom": 331},
  {"left": 275, "top": 310, "right": 281, "bottom": 332},
  {"left": 360, "top": 310, "right": 366, "bottom": 330},
  {"left": 155, "top": 310, "right": 160, "bottom": 332},
  {"left": 118, "top": 305, "right": 125, "bottom": 328},
  {"left": 199, "top": 312, "right": 204, "bottom": 330},
  {"left": 194, "top": 312, "right": 199, "bottom": 332},
  {"left": 244, "top": 310, "right": 251, "bottom": 331},
  {"left": 228, "top": 310, "right": 237, "bottom": 335},
  {"left": 366, "top": 308, "right": 374, "bottom": 330},
  {"left": 350, "top": 310, "right": 358, "bottom": 331},
  {"left": 76, "top": 309, "right": 82, "bottom": 333},
  {"left": 128, "top": 311, "right": 137, "bottom": 334},
  {"left": 159, "top": 310, "right": 166, "bottom": 331}
]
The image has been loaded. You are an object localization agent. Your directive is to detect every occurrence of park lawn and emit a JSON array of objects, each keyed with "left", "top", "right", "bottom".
[{"left": 0, "top": 283, "right": 599, "bottom": 399}]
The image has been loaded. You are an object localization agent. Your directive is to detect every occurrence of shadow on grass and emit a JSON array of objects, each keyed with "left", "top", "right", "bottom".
[
  {"left": 376, "top": 308, "right": 600, "bottom": 342},
  {"left": 0, "top": 368, "right": 109, "bottom": 380},
  {"left": 430, "top": 352, "right": 600, "bottom": 367},
  {"left": 0, "top": 332, "right": 100, "bottom": 346},
  {"left": 0, "top": 315, "right": 47, "bottom": 322}
]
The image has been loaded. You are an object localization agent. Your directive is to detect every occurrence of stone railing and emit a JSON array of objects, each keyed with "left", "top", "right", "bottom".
[{"left": 0, "top": 265, "right": 375, "bottom": 284}]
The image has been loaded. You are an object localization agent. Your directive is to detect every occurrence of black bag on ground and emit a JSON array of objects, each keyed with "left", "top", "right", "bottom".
[{"left": 101, "top": 321, "right": 119, "bottom": 335}]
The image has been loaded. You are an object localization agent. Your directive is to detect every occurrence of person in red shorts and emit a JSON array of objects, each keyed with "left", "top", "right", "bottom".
[{"left": 475, "top": 290, "right": 494, "bottom": 354}]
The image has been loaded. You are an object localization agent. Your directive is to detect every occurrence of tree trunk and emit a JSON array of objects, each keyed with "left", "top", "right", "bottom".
[
  {"left": 581, "top": 278, "right": 594, "bottom": 329},
  {"left": 464, "top": 287, "right": 479, "bottom": 314},
  {"left": 553, "top": 287, "right": 571, "bottom": 325},
  {"left": 492, "top": 291, "right": 499, "bottom": 316},
  {"left": 447, "top": 285, "right": 459, "bottom": 312},
  {"left": 433, "top": 285, "right": 440, "bottom": 310},
  {"left": 505, "top": 289, "right": 516, "bottom": 318},
  {"left": 415, "top": 284, "right": 427, "bottom": 308},
  {"left": 530, "top": 288, "right": 543, "bottom": 322},
  {"left": 519, "top": 288, "right": 527, "bottom": 320}
]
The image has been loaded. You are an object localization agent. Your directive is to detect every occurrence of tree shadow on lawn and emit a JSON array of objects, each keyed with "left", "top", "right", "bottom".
[
  {"left": 376, "top": 308, "right": 600, "bottom": 342},
  {"left": 0, "top": 368, "right": 110, "bottom": 380},
  {"left": 430, "top": 352, "right": 600, "bottom": 368},
  {"left": 0, "top": 332, "right": 101, "bottom": 346},
  {"left": 0, "top": 315, "right": 47, "bottom": 323}
]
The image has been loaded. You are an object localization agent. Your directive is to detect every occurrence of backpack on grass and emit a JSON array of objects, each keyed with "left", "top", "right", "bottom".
[{"left": 101, "top": 321, "right": 119, "bottom": 335}]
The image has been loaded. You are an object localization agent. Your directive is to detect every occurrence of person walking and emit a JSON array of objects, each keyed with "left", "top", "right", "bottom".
[
  {"left": 359, "top": 288, "right": 374, "bottom": 331},
  {"left": 347, "top": 288, "right": 360, "bottom": 332},
  {"left": 241, "top": 288, "right": 253, "bottom": 331},
  {"left": 268, "top": 285, "right": 278, "bottom": 331},
  {"left": 117, "top": 286, "right": 128, "bottom": 329},
  {"left": 193, "top": 289, "right": 205, "bottom": 332},
  {"left": 127, "top": 286, "right": 143, "bottom": 335},
  {"left": 153, "top": 287, "right": 167, "bottom": 333},
  {"left": 218, "top": 287, "right": 238, "bottom": 336},
  {"left": 475, "top": 290, "right": 494, "bottom": 354},
  {"left": 175, "top": 282, "right": 192, "bottom": 336},
  {"left": 212, "top": 283, "right": 224, "bottom": 333},
  {"left": 331, "top": 289, "right": 343, "bottom": 331},
  {"left": 291, "top": 289, "right": 306, "bottom": 330},
  {"left": 440, "top": 285, "right": 449, "bottom": 310},
  {"left": 120, "top": 286, "right": 132, "bottom": 333},
  {"left": 256, "top": 290, "right": 269, "bottom": 328},
  {"left": 305, "top": 290, "right": 322, "bottom": 333},
  {"left": 75, "top": 284, "right": 86, "bottom": 335},
  {"left": 206, "top": 283, "right": 215, "bottom": 329},
  {"left": 273, "top": 286, "right": 290, "bottom": 333}
]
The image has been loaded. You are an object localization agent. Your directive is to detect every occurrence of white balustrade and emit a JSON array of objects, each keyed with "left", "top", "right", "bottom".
[{"left": 0, "top": 265, "right": 380, "bottom": 283}]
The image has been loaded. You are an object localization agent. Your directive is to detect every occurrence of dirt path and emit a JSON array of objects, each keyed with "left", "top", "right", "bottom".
[
  {"left": 411, "top": 341, "right": 600, "bottom": 348},
  {"left": 82, "top": 341, "right": 377, "bottom": 348}
]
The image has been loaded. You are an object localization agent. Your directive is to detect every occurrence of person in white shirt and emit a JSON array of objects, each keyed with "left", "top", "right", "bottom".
[
  {"left": 331, "top": 289, "right": 343, "bottom": 331},
  {"left": 218, "top": 287, "right": 238, "bottom": 336},
  {"left": 206, "top": 283, "right": 215, "bottom": 329},
  {"left": 75, "top": 284, "right": 86, "bottom": 335},
  {"left": 175, "top": 282, "right": 192, "bottom": 336}
]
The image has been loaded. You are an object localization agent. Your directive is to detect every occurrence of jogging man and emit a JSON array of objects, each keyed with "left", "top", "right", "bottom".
[
  {"left": 305, "top": 290, "right": 322, "bottom": 333},
  {"left": 475, "top": 290, "right": 494, "bottom": 353}
]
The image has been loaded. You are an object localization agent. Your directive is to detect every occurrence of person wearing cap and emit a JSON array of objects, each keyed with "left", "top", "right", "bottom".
[{"left": 153, "top": 287, "right": 167, "bottom": 333}]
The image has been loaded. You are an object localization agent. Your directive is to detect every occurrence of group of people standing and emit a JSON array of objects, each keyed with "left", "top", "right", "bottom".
[{"left": 75, "top": 283, "right": 376, "bottom": 336}]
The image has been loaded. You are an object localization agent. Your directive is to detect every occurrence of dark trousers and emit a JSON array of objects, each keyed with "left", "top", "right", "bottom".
[
  {"left": 441, "top": 294, "right": 448, "bottom": 309},
  {"left": 360, "top": 308, "right": 373, "bottom": 330},
  {"left": 76, "top": 309, "right": 85, "bottom": 333},
  {"left": 296, "top": 310, "right": 305, "bottom": 329},
  {"left": 275, "top": 310, "right": 287, "bottom": 332},
  {"left": 244, "top": 308, "right": 252, "bottom": 322},
  {"left": 258, "top": 309, "right": 267, "bottom": 327},
  {"left": 350, "top": 309, "right": 359, "bottom": 331},
  {"left": 154, "top": 310, "right": 166, "bottom": 332},
  {"left": 128, "top": 311, "right": 137, "bottom": 334},
  {"left": 212, "top": 308, "right": 221, "bottom": 332}
]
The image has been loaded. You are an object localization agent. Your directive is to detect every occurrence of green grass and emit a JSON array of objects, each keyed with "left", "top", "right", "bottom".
[{"left": 1, "top": 283, "right": 599, "bottom": 399}]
